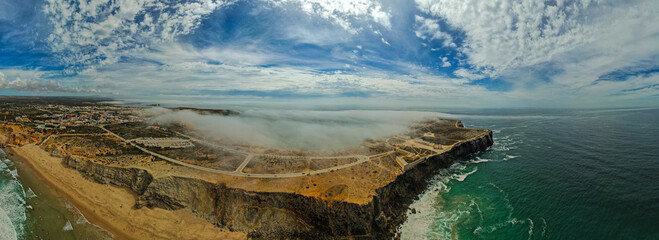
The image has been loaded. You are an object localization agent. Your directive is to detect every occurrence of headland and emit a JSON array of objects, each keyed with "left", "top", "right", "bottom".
[{"left": 0, "top": 97, "right": 492, "bottom": 239}]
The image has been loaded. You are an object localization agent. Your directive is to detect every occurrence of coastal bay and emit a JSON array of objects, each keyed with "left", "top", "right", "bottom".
[{"left": 3, "top": 143, "right": 246, "bottom": 240}]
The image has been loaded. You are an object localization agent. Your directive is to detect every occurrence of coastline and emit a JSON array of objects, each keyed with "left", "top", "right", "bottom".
[
  {"left": 3, "top": 145, "right": 115, "bottom": 240},
  {"left": 4, "top": 145, "right": 128, "bottom": 240},
  {"left": 4, "top": 144, "right": 245, "bottom": 240},
  {"left": 0, "top": 119, "right": 492, "bottom": 239}
]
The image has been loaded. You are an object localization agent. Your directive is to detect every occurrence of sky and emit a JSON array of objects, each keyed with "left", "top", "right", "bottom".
[{"left": 0, "top": 0, "right": 657, "bottom": 109}]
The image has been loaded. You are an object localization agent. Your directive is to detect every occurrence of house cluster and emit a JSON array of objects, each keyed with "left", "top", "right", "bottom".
[
  {"left": 133, "top": 137, "right": 194, "bottom": 149},
  {"left": 1, "top": 104, "right": 138, "bottom": 130}
]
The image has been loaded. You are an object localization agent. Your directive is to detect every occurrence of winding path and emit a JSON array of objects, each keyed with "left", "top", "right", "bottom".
[{"left": 99, "top": 126, "right": 391, "bottom": 178}]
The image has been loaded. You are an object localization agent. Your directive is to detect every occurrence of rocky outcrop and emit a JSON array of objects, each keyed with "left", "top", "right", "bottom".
[
  {"left": 374, "top": 129, "right": 493, "bottom": 237},
  {"left": 61, "top": 129, "right": 493, "bottom": 239},
  {"left": 170, "top": 107, "right": 240, "bottom": 116},
  {"left": 135, "top": 177, "right": 376, "bottom": 239},
  {"left": 63, "top": 155, "right": 154, "bottom": 195},
  {"left": 9, "top": 132, "right": 30, "bottom": 146},
  {"left": 1, "top": 125, "right": 33, "bottom": 146}
]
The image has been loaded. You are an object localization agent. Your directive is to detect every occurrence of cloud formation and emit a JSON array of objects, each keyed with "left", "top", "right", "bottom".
[
  {"left": 0, "top": 0, "right": 657, "bottom": 108},
  {"left": 414, "top": 15, "right": 455, "bottom": 48},
  {"left": 415, "top": 0, "right": 659, "bottom": 80},
  {"left": 143, "top": 107, "right": 440, "bottom": 150},
  {"left": 0, "top": 71, "right": 99, "bottom": 93},
  {"left": 267, "top": 0, "right": 391, "bottom": 33},
  {"left": 44, "top": 0, "right": 234, "bottom": 67}
]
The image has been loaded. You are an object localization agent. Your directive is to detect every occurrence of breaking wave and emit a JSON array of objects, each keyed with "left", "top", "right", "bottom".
[
  {"left": 398, "top": 120, "right": 532, "bottom": 239},
  {"left": 399, "top": 163, "right": 483, "bottom": 239},
  {"left": 398, "top": 175, "right": 450, "bottom": 240},
  {"left": 454, "top": 167, "right": 478, "bottom": 182},
  {"left": 0, "top": 150, "right": 27, "bottom": 240},
  {"left": 471, "top": 157, "right": 490, "bottom": 163}
]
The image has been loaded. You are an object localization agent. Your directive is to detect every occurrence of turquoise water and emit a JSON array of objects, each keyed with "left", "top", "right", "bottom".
[
  {"left": 0, "top": 149, "right": 27, "bottom": 240},
  {"left": 1, "top": 108, "right": 657, "bottom": 239},
  {"left": 400, "top": 108, "right": 659, "bottom": 239}
]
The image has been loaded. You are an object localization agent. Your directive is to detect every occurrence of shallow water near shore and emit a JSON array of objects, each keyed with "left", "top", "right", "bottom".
[
  {"left": 399, "top": 108, "right": 659, "bottom": 239},
  {"left": 0, "top": 148, "right": 112, "bottom": 240},
  {"left": 0, "top": 149, "right": 26, "bottom": 240}
]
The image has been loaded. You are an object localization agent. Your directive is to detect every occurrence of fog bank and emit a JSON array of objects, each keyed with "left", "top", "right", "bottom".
[{"left": 142, "top": 108, "right": 448, "bottom": 150}]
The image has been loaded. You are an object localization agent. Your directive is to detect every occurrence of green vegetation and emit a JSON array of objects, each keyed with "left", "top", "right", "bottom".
[
  {"left": 105, "top": 122, "right": 175, "bottom": 139},
  {"left": 150, "top": 143, "right": 245, "bottom": 171},
  {"left": 57, "top": 126, "right": 105, "bottom": 134}
]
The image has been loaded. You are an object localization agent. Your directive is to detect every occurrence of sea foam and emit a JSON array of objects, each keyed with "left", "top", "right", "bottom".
[
  {"left": 471, "top": 157, "right": 490, "bottom": 163},
  {"left": 454, "top": 167, "right": 478, "bottom": 182},
  {"left": 0, "top": 207, "right": 17, "bottom": 240},
  {"left": 0, "top": 158, "right": 27, "bottom": 240}
]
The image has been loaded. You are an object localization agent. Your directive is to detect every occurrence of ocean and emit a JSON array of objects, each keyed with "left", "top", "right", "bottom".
[
  {"left": 0, "top": 149, "right": 26, "bottom": 240},
  {"left": 0, "top": 149, "right": 112, "bottom": 240},
  {"left": 399, "top": 107, "right": 659, "bottom": 239},
  {"left": 1, "top": 107, "right": 658, "bottom": 239}
]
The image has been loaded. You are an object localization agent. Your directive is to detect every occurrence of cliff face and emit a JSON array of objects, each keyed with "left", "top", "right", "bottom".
[
  {"left": 375, "top": 129, "right": 493, "bottom": 236},
  {"left": 61, "top": 130, "right": 493, "bottom": 239},
  {"left": 63, "top": 156, "right": 154, "bottom": 195},
  {"left": 1, "top": 125, "right": 35, "bottom": 146},
  {"left": 135, "top": 177, "right": 376, "bottom": 239}
]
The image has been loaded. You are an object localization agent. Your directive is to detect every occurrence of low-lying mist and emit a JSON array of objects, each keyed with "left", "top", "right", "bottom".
[{"left": 141, "top": 108, "right": 446, "bottom": 150}]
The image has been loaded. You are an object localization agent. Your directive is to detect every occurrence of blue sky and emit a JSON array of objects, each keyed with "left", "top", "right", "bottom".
[{"left": 0, "top": 0, "right": 658, "bottom": 108}]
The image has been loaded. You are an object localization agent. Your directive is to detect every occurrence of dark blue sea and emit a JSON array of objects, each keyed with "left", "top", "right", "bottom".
[{"left": 400, "top": 107, "right": 659, "bottom": 239}]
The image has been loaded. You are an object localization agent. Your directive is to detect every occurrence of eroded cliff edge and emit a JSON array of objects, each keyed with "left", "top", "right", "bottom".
[{"left": 58, "top": 124, "right": 492, "bottom": 239}]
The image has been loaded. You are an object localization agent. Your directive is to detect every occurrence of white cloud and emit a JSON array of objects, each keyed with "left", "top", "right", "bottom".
[
  {"left": 440, "top": 57, "right": 451, "bottom": 67},
  {"left": 73, "top": 37, "right": 658, "bottom": 108},
  {"left": 6, "top": 0, "right": 653, "bottom": 108},
  {"left": 416, "top": 0, "right": 590, "bottom": 72},
  {"left": 43, "top": 0, "right": 234, "bottom": 67},
  {"left": 380, "top": 38, "right": 391, "bottom": 46},
  {"left": 414, "top": 15, "right": 455, "bottom": 47},
  {"left": 147, "top": 44, "right": 276, "bottom": 66},
  {"left": 267, "top": 0, "right": 391, "bottom": 33},
  {"left": 0, "top": 71, "right": 99, "bottom": 93},
  {"left": 67, "top": 41, "right": 498, "bottom": 101},
  {"left": 415, "top": 0, "right": 659, "bottom": 87},
  {"left": 453, "top": 68, "right": 484, "bottom": 81},
  {"left": 503, "top": 72, "right": 659, "bottom": 108}
]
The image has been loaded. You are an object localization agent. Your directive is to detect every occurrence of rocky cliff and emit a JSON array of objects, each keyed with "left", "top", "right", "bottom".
[
  {"left": 63, "top": 156, "right": 154, "bottom": 195},
  {"left": 61, "top": 129, "right": 493, "bottom": 239}
]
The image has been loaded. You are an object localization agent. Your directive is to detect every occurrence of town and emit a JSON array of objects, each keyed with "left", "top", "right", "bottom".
[
  {"left": 1, "top": 97, "right": 137, "bottom": 133},
  {"left": 1, "top": 97, "right": 487, "bottom": 178}
]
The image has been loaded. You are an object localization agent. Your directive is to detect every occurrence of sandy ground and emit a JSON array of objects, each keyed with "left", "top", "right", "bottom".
[{"left": 9, "top": 144, "right": 246, "bottom": 240}]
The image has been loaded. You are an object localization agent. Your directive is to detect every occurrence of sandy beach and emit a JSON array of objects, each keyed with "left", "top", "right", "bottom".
[{"left": 7, "top": 143, "right": 246, "bottom": 240}]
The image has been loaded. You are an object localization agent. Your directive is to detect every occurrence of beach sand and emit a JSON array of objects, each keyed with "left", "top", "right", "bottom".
[{"left": 8, "top": 144, "right": 246, "bottom": 240}]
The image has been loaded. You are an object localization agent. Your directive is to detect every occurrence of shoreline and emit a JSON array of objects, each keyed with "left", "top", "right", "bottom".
[
  {"left": 3, "top": 146, "right": 115, "bottom": 240},
  {"left": 4, "top": 146, "right": 129, "bottom": 240},
  {"left": 0, "top": 119, "right": 492, "bottom": 238},
  {"left": 3, "top": 144, "right": 245, "bottom": 240}
]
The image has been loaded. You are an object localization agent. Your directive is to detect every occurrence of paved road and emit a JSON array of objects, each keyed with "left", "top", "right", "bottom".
[
  {"left": 36, "top": 134, "right": 54, "bottom": 145},
  {"left": 234, "top": 154, "right": 253, "bottom": 173},
  {"left": 100, "top": 126, "right": 392, "bottom": 178}
]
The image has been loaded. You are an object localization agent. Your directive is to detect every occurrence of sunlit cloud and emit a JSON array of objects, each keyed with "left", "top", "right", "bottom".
[{"left": 0, "top": 0, "right": 656, "bottom": 108}]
